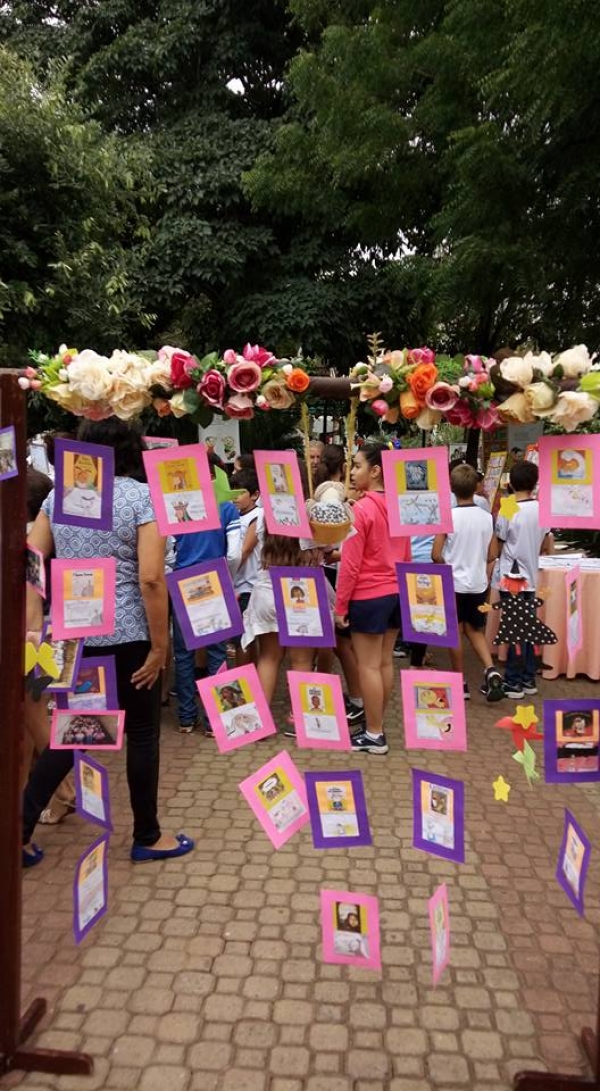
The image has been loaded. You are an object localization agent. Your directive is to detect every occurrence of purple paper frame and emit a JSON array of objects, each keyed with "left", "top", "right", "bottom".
[
  {"left": 305, "top": 770, "right": 372, "bottom": 849},
  {"left": 0, "top": 425, "right": 18, "bottom": 481},
  {"left": 39, "top": 621, "right": 84, "bottom": 693},
  {"left": 57, "top": 655, "right": 118, "bottom": 712},
  {"left": 74, "top": 751, "right": 112, "bottom": 831},
  {"left": 412, "top": 768, "right": 465, "bottom": 863},
  {"left": 396, "top": 562, "right": 459, "bottom": 647},
  {"left": 543, "top": 699, "right": 600, "bottom": 784},
  {"left": 270, "top": 565, "right": 335, "bottom": 648},
  {"left": 53, "top": 438, "right": 114, "bottom": 531},
  {"left": 167, "top": 557, "right": 243, "bottom": 650},
  {"left": 556, "top": 809, "right": 591, "bottom": 916},
  {"left": 73, "top": 832, "right": 110, "bottom": 944}
]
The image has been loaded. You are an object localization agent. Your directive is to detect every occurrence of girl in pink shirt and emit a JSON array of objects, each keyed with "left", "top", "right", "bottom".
[{"left": 334, "top": 442, "right": 410, "bottom": 754}]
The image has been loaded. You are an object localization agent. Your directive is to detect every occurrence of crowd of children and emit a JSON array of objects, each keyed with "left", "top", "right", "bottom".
[{"left": 163, "top": 440, "right": 552, "bottom": 757}]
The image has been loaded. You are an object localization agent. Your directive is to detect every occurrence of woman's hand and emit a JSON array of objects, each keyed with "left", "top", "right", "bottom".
[
  {"left": 334, "top": 612, "right": 349, "bottom": 629},
  {"left": 131, "top": 647, "right": 166, "bottom": 690}
]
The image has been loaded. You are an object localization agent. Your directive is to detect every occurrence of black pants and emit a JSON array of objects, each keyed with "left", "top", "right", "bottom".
[{"left": 23, "top": 642, "right": 162, "bottom": 847}]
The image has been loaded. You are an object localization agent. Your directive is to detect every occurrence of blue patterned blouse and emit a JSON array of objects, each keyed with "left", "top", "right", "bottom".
[{"left": 42, "top": 477, "right": 156, "bottom": 646}]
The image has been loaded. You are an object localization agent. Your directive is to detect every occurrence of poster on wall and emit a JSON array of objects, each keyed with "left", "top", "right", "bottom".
[{"left": 198, "top": 419, "right": 240, "bottom": 467}]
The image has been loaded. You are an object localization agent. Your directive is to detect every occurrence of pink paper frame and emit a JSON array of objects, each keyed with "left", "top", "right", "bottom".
[
  {"left": 401, "top": 669, "right": 467, "bottom": 751},
  {"left": 50, "top": 557, "right": 116, "bottom": 640},
  {"left": 254, "top": 450, "right": 312, "bottom": 538},
  {"left": 566, "top": 565, "right": 583, "bottom": 661},
  {"left": 538, "top": 434, "right": 600, "bottom": 530},
  {"left": 320, "top": 889, "right": 381, "bottom": 970},
  {"left": 196, "top": 663, "right": 277, "bottom": 752},
  {"left": 239, "top": 750, "right": 309, "bottom": 849},
  {"left": 287, "top": 670, "right": 351, "bottom": 750},
  {"left": 143, "top": 442, "right": 220, "bottom": 536},
  {"left": 50, "top": 708, "right": 125, "bottom": 751},
  {"left": 428, "top": 883, "right": 450, "bottom": 985},
  {"left": 382, "top": 447, "right": 453, "bottom": 536}
]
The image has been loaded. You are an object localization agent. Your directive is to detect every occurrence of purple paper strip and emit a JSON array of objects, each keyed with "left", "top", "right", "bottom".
[
  {"left": 53, "top": 438, "right": 115, "bottom": 531},
  {"left": 167, "top": 557, "right": 243, "bottom": 650},
  {"left": 396, "top": 562, "right": 459, "bottom": 648},
  {"left": 270, "top": 566, "right": 335, "bottom": 648},
  {"left": 73, "top": 832, "right": 110, "bottom": 944},
  {"left": 57, "top": 655, "right": 118, "bottom": 712},
  {"left": 0, "top": 425, "right": 18, "bottom": 481},
  {"left": 556, "top": 809, "right": 591, "bottom": 916},
  {"left": 305, "top": 770, "right": 372, "bottom": 849},
  {"left": 543, "top": 699, "right": 600, "bottom": 784},
  {"left": 412, "top": 768, "right": 465, "bottom": 863},
  {"left": 74, "top": 752, "right": 113, "bottom": 831}
]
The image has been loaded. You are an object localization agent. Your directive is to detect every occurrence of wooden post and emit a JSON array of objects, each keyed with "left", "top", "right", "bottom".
[{"left": 0, "top": 370, "right": 93, "bottom": 1078}]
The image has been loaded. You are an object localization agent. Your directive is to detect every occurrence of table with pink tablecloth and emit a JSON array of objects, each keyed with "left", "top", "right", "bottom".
[{"left": 485, "top": 567, "right": 600, "bottom": 680}]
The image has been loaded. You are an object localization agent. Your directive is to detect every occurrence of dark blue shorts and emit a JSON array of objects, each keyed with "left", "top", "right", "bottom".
[{"left": 348, "top": 594, "right": 401, "bottom": 635}]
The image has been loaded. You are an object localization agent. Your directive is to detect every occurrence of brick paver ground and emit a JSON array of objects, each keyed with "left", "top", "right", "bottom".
[{"left": 2, "top": 648, "right": 599, "bottom": 1091}]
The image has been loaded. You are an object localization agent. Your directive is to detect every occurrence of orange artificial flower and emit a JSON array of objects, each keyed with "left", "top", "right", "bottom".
[
  {"left": 285, "top": 368, "right": 310, "bottom": 393},
  {"left": 407, "top": 363, "right": 439, "bottom": 404},
  {"left": 399, "top": 390, "right": 421, "bottom": 420}
]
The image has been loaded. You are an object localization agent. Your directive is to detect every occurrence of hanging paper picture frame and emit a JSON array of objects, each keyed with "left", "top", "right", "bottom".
[
  {"left": 538, "top": 434, "right": 600, "bottom": 530},
  {"left": 382, "top": 447, "right": 452, "bottom": 536},
  {"left": 254, "top": 450, "right": 312, "bottom": 538},
  {"left": 270, "top": 566, "right": 335, "bottom": 648},
  {"left": 53, "top": 438, "right": 115, "bottom": 531},
  {"left": 143, "top": 442, "right": 220, "bottom": 536},
  {"left": 396, "top": 562, "right": 459, "bottom": 647},
  {"left": 167, "top": 557, "right": 243, "bottom": 649},
  {"left": 196, "top": 664, "right": 277, "bottom": 751}
]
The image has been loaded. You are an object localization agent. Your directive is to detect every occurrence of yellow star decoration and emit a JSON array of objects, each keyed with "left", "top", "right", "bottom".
[
  {"left": 512, "top": 705, "right": 539, "bottom": 731},
  {"left": 498, "top": 494, "right": 520, "bottom": 521},
  {"left": 493, "top": 775, "right": 511, "bottom": 803}
]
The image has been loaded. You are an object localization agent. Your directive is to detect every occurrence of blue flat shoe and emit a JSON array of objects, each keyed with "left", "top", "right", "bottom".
[
  {"left": 22, "top": 843, "right": 44, "bottom": 869},
  {"left": 130, "top": 834, "right": 194, "bottom": 863}
]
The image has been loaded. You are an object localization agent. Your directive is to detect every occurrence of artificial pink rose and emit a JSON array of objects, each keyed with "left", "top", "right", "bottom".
[
  {"left": 444, "top": 400, "right": 476, "bottom": 427},
  {"left": 378, "top": 375, "right": 394, "bottom": 394},
  {"left": 475, "top": 405, "right": 500, "bottom": 431},
  {"left": 224, "top": 393, "right": 255, "bottom": 419},
  {"left": 242, "top": 343, "right": 276, "bottom": 368},
  {"left": 227, "top": 360, "right": 262, "bottom": 393},
  {"left": 464, "top": 354, "right": 486, "bottom": 373},
  {"left": 170, "top": 351, "right": 196, "bottom": 390},
  {"left": 198, "top": 369, "right": 226, "bottom": 408},
  {"left": 425, "top": 382, "right": 459, "bottom": 412},
  {"left": 371, "top": 399, "right": 390, "bottom": 417},
  {"left": 407, "top": 346, "right": 435, "bottom": 366},
  {"left": 223, "top": 349, "right": 238, "bottom": 365}
]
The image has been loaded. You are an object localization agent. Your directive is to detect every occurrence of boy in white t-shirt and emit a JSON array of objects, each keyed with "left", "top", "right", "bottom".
[
  {"left": 491, "top": 460, "right": 553, "bottom": 699},
  {"left": 231, "top": 469, "right": 264, "bottom": 665},
  {"left": 432, "top": 464, "right": 503, "bottom": 702}
]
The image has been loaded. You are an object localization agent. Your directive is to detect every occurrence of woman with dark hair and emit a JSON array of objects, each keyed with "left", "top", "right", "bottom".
[
  {"left": 23, "top": 418, "right": 194, "bottom": 865},
  {"left": 334, "top": 441, "right": 411, "bottom": 755}
]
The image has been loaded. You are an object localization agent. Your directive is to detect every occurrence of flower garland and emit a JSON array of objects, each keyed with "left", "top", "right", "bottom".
[{"left": 21, "top": 340, "right": 600, "bottom": 433}]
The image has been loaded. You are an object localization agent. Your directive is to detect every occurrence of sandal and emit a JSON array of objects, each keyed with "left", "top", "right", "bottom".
[{"left": 39, "top": 803, "right": 75, "bottom": 825}]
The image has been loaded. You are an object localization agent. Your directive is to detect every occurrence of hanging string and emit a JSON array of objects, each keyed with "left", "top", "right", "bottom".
[
  {"left": 345, "top": 397, "right": 358, "bottom": 494},
  {"left": 300, "top": 401, "right": 314, "bottom": 498}
]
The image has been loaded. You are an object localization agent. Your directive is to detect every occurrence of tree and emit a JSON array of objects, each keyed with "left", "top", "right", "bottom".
[{"left": 0, "top": 47, "right": 155, "bottom": 365}]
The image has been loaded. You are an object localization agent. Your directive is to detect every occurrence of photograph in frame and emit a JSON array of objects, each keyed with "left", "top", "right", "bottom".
[
  {"left": 428, "top": 883, "right": 451, "bottom": 986},
  {"left": 287, "top": 670, "right": 351, "bottom": 750},
  {"left": 239, "top": 750, "right": 309, "bottom": 850},
  {"left": 167, "top": 557, "right": 243, "bottom": 650},
  {"left": 320, "top": 889, "right": 381, "bottom": 970},
  {"left": 0, "top": 425, "right": 18, "bottom": 482},
  {"left": 50, "top": 557, "right": 116, "bottom": 641},
  {"left": 254, "top": 450, "right": 312, "bottom": 538},
  {"left": 50, "top": 708, "right": 125, "bottom": 751},
  {"left": 556, "top": 809, "right": 591, "bottom": 916},
  {"left": 271, "top": 566, "right": 335, "bottom": 648},
  {"left": 538, "top": 435, "right": 600, "bottom": 530},
  {"left": 396, "top": 562, "right": 459, "bottom": 647},
  {"left": 40, "top": 622, "right": 84, "bottom": 693},
  {"left": 56, "top": 655, "right": 118, "bottom": 713},
  {"left": 401, "top": 670, "right": 467, "bottom": 751},
  {"left": 53, "top": 438, "right": 114, "bottom": 531},
  {"left": 543, "top": 699, "right": 600, "bottom": 784},
  {"left": 143, "top": 442, "right": 220, "bottom": 537},
  {"left": 197, "top": 663, "right": 277, "bottom": 752},
  {"left": 74, "top": 751, "right": 112, "bottom": 831},
  {"left": 73, "top": 833, "right": 109, "bottom": 944},
  {"left": 412, "top": 768, "right": 465, "bottom": 863},
  {"left": 26, "top": 544, "right": 46, "bottom": 598},
  {"left": 382, "top": 447, "right": 453, "bottom": 537},
  {"left": 305, "top": 770, "right": 371, "bottom": 849}
]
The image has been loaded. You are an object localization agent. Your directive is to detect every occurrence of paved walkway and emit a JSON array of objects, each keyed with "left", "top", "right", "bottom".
[{"left": 3, "top": 651, "right": 600, "bottom": 1091}]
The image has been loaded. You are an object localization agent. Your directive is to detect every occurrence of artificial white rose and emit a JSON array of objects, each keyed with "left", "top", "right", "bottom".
[
  {"left": 523, "top": 350, "right": 553, "bottom": 377},
  {"left": 168, "top": 391, "right": 189, "bottom": 418},
  {"left": 66, "top": 351, "right": 114, "bottom": 402},
  {"left": 415, "top": 406, "right": 442, "bottom": 430},
  {"left": 496, "top": 392, "right": 535, "bottom": 423},
  {"left": 547, "top": 391, "right": 599, "bottom": 432},
  {"left": 499, "top": 355, "right": 534, "bottom": 388},
  {"left": 144, "top": 358, "right": 174, "bottom": 389},
  {"left": 110, "top": 375, "right": 152, "bottom": 420},
  {"left": 553, "top": 344, "right": 594, "bottom": 378},
  {"left": 524, "top": 382, "right": 556, "bottom": 414}
]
